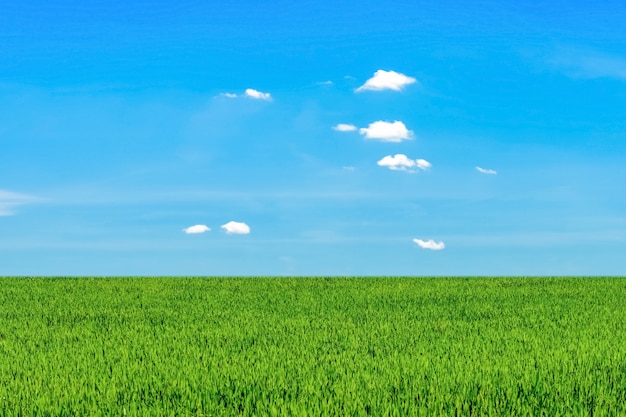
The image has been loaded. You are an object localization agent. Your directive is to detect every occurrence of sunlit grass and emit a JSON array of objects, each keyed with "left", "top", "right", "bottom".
[{"left": 1, "top": 277, "right": 625, "bottom": 415}]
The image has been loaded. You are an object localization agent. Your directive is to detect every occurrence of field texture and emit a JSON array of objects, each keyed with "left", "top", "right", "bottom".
[{"left": 1, "top": 277, "right": 625, "bottom": 416}]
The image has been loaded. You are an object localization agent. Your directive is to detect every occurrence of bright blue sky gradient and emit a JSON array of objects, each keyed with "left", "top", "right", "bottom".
[{"left": 2, "top": 1, "right": 625, "bottom": 275}]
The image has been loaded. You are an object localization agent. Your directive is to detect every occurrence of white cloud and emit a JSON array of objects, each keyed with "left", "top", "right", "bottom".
[
  {"left": 316, "top": 80, "right": 333, "bottom": 85},
  {"left": 221, "top": 221, "right": 251, "bottom": 235},
  {"left": 220, "top": 92, "right": 238, "bottom": 98},
  {"left": 342, "top": 166, "right": 356, "bottom": 171},
  {"left": 377, "top": 154, "right": 431, "bottom": 172},
  {"left": 333, "top": 123, "right": 357, "bottom": 132},
  {"left": 183, "top": 224, "right": 211, "bottom": 234},
  {"left": 476, "top": 166, "right": 497, "bottom": 175},
  {"left": 0, "top": 190, "right": 37, "bottom": 216},
  {"left": 356, "top": 70, "right": 417, "bottom": 92},
  {"left": 245, "top": 88, "right": 272, "bottom": 100},
  {"left": 416, "top": 159, "right": 432, "bottom": 170},
  {"left": 359, "top": 121, "right": 413, "bottom": 142},
  {"left": 413, "top": 239, "right": 445, "bottom": 250}
]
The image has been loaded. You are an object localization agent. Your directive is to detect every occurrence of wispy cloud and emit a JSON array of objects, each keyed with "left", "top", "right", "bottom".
[
  {"left": 183, "top": 224, "right": 211, "bottom": 234},
  {"left": 220, "top": 92, "right": 238, "bottom": 98},
  {"left": 377, "top": 154, "right": 431, "bottom": 172},
  {"left": 359, "top": 121, "right": 413, "bottom": 142},
  {"left": 356, "top": 70, "right": 417, "bottom": 92},
  {"left": 549, "top": 47, "right": 626, "bottom": 80},
  {"left": 333, "top": 123, "right": 357, "bottom": 132},
  {"left": 476, "top": 166, "right": 497, "bottom": 175},
  {"left": 221, "top": 221, "right": 251, "bottom": 235},
  {"left": 413, "top": 238, "right": 445, "bottom": 250},
  {"left": 245, "top": 88, "right": 272, "bottom": 100},
  {"left": 0, "top": 190, "right": 38, "bottom": 216}
]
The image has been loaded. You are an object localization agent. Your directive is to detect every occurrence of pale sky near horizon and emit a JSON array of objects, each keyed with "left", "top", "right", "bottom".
[{"left": 2, "top": 1, "right": 625, "bottom": 275}]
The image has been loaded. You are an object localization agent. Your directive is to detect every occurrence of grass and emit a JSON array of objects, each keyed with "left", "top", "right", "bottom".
[{"left": 1, "top": 277, "right": 625, "bottom": 416}]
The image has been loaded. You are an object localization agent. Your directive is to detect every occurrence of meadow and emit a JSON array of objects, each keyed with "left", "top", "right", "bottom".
[{"left": 0, "top": 277, "right": 625, "bottom": 416}]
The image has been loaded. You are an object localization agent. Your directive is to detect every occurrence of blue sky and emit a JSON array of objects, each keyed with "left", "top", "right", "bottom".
[{"left": 1, "top": 0, "right": 625, "bottom": 275}]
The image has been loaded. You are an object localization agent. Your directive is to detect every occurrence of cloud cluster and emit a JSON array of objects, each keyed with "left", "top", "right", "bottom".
[
  {"left": 220, "top": 89, "right": 272, "bottom": 100},
  {"left": 377, "top": 154, "right": 431, "bottom": 172},
  {"left": 359, "top": 121, "right": 413, "bottom": 142},
  {"left": 476, "top": 167, "right": 497, "bottom": 175},
  {"left": 413, "top": 239, "right": 445, "bottom": 250},
  {"left": 356, "top": 70, "right": 417, "bottom": 92},
  {"left": 183, "top": 221, "right": 250, "bottom": 235}
]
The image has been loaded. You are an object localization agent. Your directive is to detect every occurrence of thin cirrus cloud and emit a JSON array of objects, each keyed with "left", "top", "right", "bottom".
[
  {"left": 183, "top": 224, "right": 211, "bottom": 234},
  {"left": 549, "top": 47, "right": 626, "bottom": 81},
  {"left": 356, "top": 70, "right": 417, "bottom": 92},
  {"left": 476, "top": 166, "right": 497, "bottom": 175},
  {"left": 413, "top": 239, "right": 445, "bottom": 250},
  {"left": 221, "top": 221, "right": 251, "bottom": 235},
  {"left": 333, "top": 123, "right": 357, "bottom": 132},
  {"left": 0, "top": 190, "right": 37, "bottom": 216},
  {"left": 359, "top": 121, "right": 413, "bottom": 142},
  {"left": 377, "top": 154, "right": 431, "bottom": 172}
]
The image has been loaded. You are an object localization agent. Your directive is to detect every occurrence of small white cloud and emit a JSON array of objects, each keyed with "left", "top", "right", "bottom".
[
  {"left": 342, "top": 166, "right": 356, "bottom": 171},
  {"left": 245, "top": 88, "right": 272, "bottom": 100},
  {"left": 220, "top": 92, "right": 238, "bottom": 98},
  {"left": 333, "top": 123, "right": 357, "bottom": 132},
  {"left": 476, "top": 166, "right": 497, "bottom": 175},
  {"left": 377, "top": 154, "right": 431, "bottom": 172},
  {"left": 416, "top": 159, "right": 431, "bottom": 170},
  {"left": 413, "top": 239, "right": 445, "bottom": 250},
  {"left": 183, "top": 224, "right": 211, "bottom": 234},
  {"left": 316, "top": 80, "right": 333, "bottom": 85},
  {"left": 359, "top": 121, "right": 413, "bottom": 142},
  {"left": 356, "top": 70, "right": 417, "bottom": 92},
  {"left": 221, "top": 221, "right": 251, "bottom": 235}
]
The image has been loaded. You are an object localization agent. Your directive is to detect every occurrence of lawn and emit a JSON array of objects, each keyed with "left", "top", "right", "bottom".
[{"left": 1, "top": 277, "right": 625, "bottom": 416}]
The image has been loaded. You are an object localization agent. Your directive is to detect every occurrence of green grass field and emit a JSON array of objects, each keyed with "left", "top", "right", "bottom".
[{"left": 1, "top": 277, "right": 625, "bottom": 416}]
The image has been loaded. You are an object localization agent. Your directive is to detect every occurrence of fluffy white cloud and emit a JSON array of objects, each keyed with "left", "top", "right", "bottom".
[
  {"left": 416, "top": 159, "right": 431, "bottom": 170},
  {"left": 359, "top": 121, "right": 413, "bottom": 142},
  {"left": 413, "top": 239, "right": 445, "bottom": 250},
  {"left": 245, "top": 88, "right": 272, "bottom": 100},
  {"left": 377, "top": 154, "right": 430, "bottom": 172},
  {"left": 221, "top": 221, "right": 251, "bottom": 235},
  {"left": 356, "top": 70, "right": 417, "bottom": 92},
  {"left": 333, "top": 123, "right": 357, "bottom": 132},
  {"left": 183, "top": 224, "right": 211, "bottom": 234},
  {"left": 476, "top": 167, "right": 497, "bottom": 175}
]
